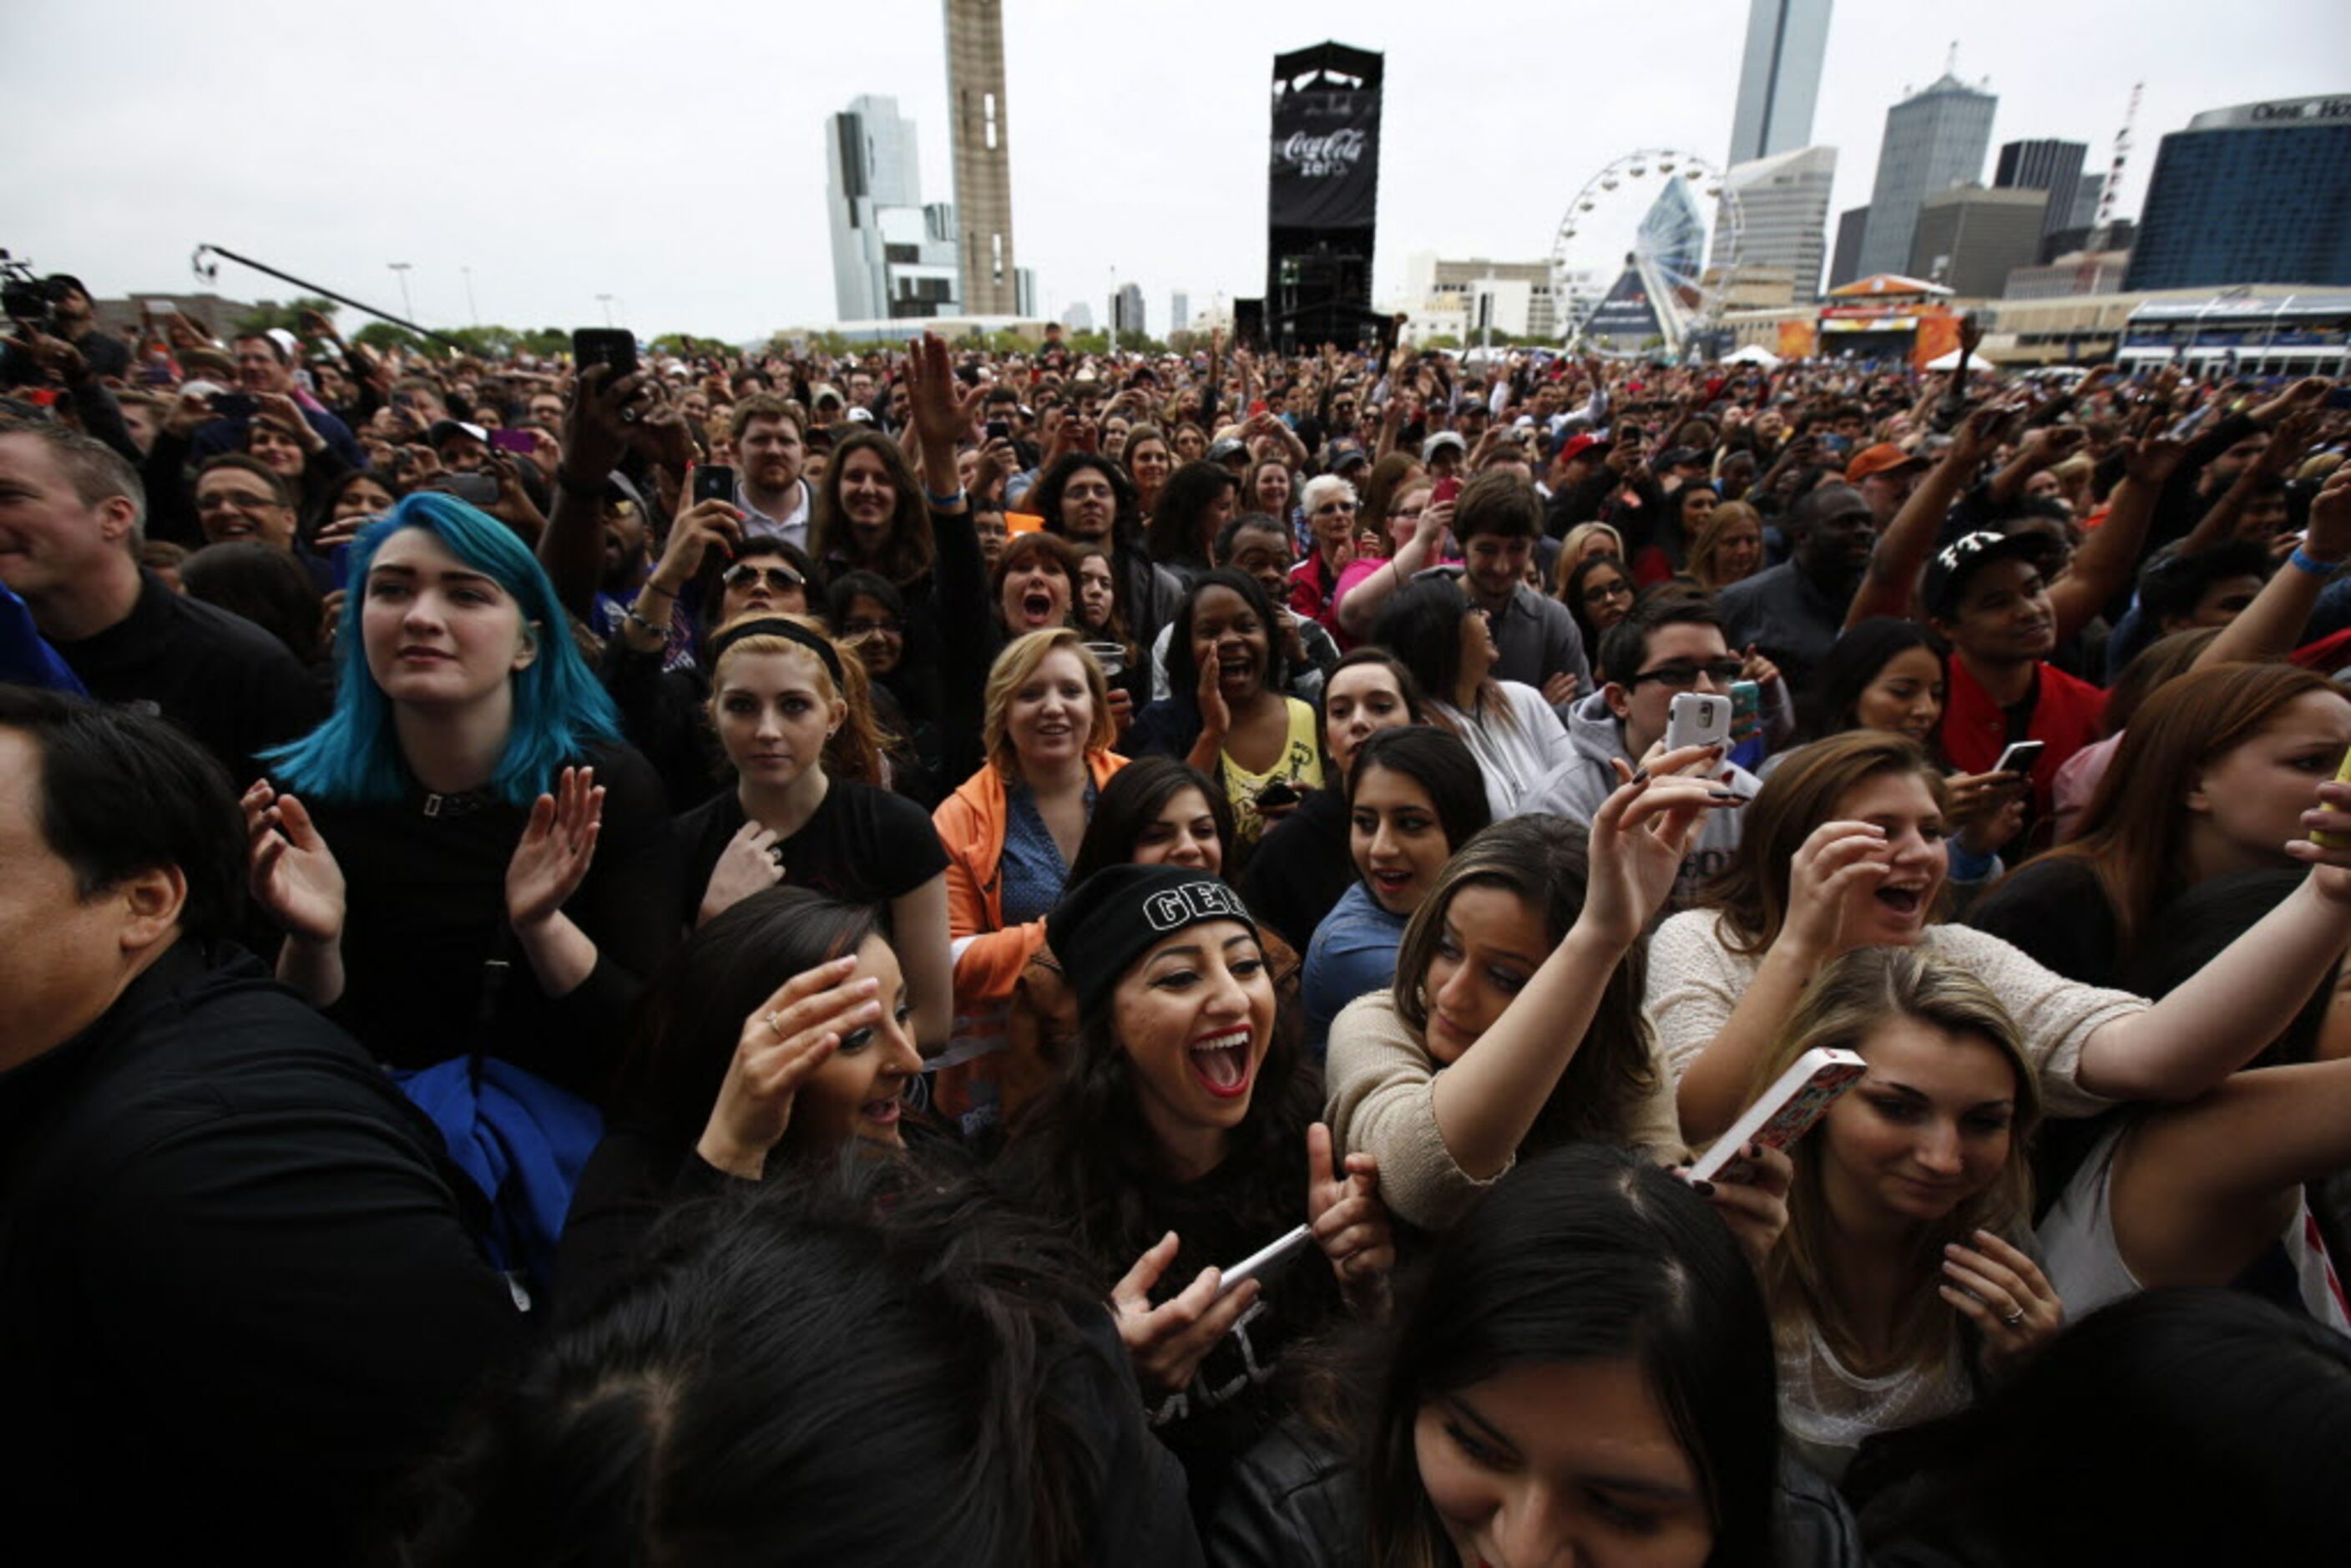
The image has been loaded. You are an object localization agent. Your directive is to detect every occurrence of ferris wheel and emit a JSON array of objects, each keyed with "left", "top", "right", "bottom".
[{"left": 1550, "top": 148, "right": 1742, "bottom": 358}]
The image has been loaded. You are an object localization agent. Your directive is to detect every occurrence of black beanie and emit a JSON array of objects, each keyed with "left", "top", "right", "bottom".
[{"left": 1047, "top": 865, "right": 1260, "bottom": 1020}]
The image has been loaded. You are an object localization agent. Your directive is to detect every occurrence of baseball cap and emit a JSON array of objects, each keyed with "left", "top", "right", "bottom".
[
  {"left": 1206, "top": 437, "right": 1249, "bottom": 463},
  {"left": 1921, "top": 530, "right": 2046, "bottom": 619},
  {"left": 427, "top": 419, "right": 488, "bottom": 449},
  {"left": 1657, "top": 446, "right": 1707, "bottom": 471},
  {"left": 1552, "top": 432, "right": 1611, "bottom": 463},
  {"left": 1846, "top": 443, "right": 1930, "bottom": 484},
  {"left": 1422, "top": 432, "right": 1467, "bottom": 461},
  {"left": 1327, "top": 439, "right": 1370, "bottom": 473}
]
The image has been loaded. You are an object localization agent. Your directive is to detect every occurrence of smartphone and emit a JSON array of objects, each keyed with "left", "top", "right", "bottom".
[
  {"left": 986, "top": 418, "right": 1012, "bottom": 443},
  {"left": 1431, "top": 475, "right": 1463, "bottom": 507},
  {"left": 1688, "top": 1047, "right": 1869, "bottom": 1183},
  {"left": 1665, "top": 691, "right": 1732, "bottom": 752},
  {"left": 440, "top": 471, "right": 500, "bottom": 506},
  {"left": 572, "top": 327, "right": 638, "bottom": 382},
  {"left": 1256, "top": 778, "right": 1301, "bottom": 812},
  {"left": 213, "top": 392, "right": 256, "bottom": 421},
  {"left": 1991, "top": 740, "right": 2045, "bottom": 777},
  {"left": 490, "top": 428, "right": 536, "bottom": 455},
  {"left": 693, "top": 464, "right": 736, "bottom": 506},
  {"left": 1221, "top": 1222, "right": 1312, "bottom": 1292},
  {"left": 2317, "top": 746, "right": 2351, "bottom": 850},
  {"left": 1248, "top": 399, "right": 1268, "bottom": 417},
  {"left": 1728, "top": 680, "right": 1761, "bottom": 744}
]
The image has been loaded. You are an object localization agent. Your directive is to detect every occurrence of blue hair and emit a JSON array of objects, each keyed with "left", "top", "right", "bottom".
[{"left": 262, "top": 493, "right": 622, "bottom": 808}]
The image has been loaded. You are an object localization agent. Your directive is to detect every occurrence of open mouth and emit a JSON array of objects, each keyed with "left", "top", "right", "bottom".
[
  {"left": 1874, "top": 885, "right": 1924, "bottom": 916},
  {"left": 1022, "top": 588, "right": 1055, "bottom": 623},
  {"left": 1368, "top": 867, "right": 1414, "bottom": 901},
  {"left": 862, "top": 1095, "right": 902, "bottom": 1127},
  {"left": 1187, "top": 1027, "right": 1254, "bottom": 1099}
]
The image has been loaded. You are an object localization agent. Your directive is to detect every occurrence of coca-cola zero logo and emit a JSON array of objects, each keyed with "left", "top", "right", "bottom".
[{"left": 1276, "top": 128, "right": 1365, "bottom": 179}]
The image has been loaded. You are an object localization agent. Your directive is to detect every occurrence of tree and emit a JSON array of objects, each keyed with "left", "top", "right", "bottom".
[
  {"left": 233, "top": 296, "right": 341, "bottom": 336},
  {"left": 352, "top": 321, "right": 428, "bottom": 355}
]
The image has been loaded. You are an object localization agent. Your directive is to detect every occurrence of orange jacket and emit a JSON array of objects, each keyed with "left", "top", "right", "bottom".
[{"left": 933, "top": 750, "right": 1129, "bottom": 1008}]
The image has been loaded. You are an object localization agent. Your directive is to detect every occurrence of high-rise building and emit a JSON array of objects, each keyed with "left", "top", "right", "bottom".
[
  {"left": 2067, "top": 173, "right": 2105, "bottom": 230},
  {"left": 1015, "top": 268, "right": 1038, "bottom": 317},
  {"left": 1061, "top": 301, "right": 1094, "bottom": 331},
  {"left": 2126, "top": 94, "right": 2351, "bottom": 292},
  {"left": 1856, "top": 73, "right": 1999, "bottom": 279},
  {"left": 1727, "top": 0, "right": 1834, "bottom": 165},
  {"left": 1994, "top": 139, "right": 2087, "bottom": 245},
  {"left": 1828, "top": 205, "right": 1869, "bottom": 288},
  {"left": 1112, "top": 282, "right": 1145, "bottom": 338},
  {"left": 1170, "top": 291, "right": 1191, "bottom": 334},
  {"left": 1909, "top": 185, "right": 2048, "bottom": 297},
  {"left": 826, "top": 95, "right": 961, "bottom": 321},
  {"left": 943, "top": 0, "right": 1019, "bottom": 315},
  {"left": 1713, "top": 144, "right": 1837, "bottom": 302}
]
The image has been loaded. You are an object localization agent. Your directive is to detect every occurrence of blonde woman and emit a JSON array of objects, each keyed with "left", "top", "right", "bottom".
[
  {"left": 674, "top": 612, "right": 952, "bottom": 1052},
  {"left": 1749, "top": 945, "right": 2051, "bottom": 1479}
]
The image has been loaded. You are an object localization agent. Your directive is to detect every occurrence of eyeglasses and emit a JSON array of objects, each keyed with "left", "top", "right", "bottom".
[
  {"left": 197, "top": 491, "right": 288, "bottom": 513},
  {"left": 721, "top": 564, "right": 805, "bottom": 592},
  {"left": 1630, "top": 659, "right": 1744, "bottom": 690},
  {"left": 1315, "top": 499, "right": 1358, "bottom": 514},
  {"left": 1390, "top": 504, "right": 1425, "bottom": 521},
  {"left": 1582, "top": 579, "right": 1634, "bottom": 604},
  {"left": 841, "top": 616, "right": 903, "bottom": 638}
]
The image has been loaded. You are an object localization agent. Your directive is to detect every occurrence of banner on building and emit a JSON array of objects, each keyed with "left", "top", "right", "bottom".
[
  {"left": 1583, "top": 270, "right": 1665, "bottom": 345},
  {"left": 1269, "top": 88, "right": 1381, "bottom": 230}
]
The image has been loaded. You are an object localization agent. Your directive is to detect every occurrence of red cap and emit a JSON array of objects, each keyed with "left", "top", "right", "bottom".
[{"left": 1846, "top": 443, "right": 1929, "bottom": 483}]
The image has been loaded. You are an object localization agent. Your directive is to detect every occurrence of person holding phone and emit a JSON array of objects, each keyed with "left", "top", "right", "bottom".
[
  {"left": 1002, "top": 863, "right": 1393, "bottom": 1523},
  {"left": 1127, "top": 569, "right": 1322, "bottom": 849}
]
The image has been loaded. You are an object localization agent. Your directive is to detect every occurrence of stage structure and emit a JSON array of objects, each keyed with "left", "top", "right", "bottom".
[{"left": 1265, "top": 42, "right": 1385, "bottom": 353}]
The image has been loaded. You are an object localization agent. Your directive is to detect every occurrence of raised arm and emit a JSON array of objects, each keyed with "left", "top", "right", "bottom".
[
  {"left": 1337, "top": 502, "right": 1454, "bottom": 640},
  {"left": 1845, "top": 405, "right": 2002, "bottom": 629},
  {"left": 2195, "top": 466, "right": 2351, "bottom": 669},
  {"left": 540, "top": 365, "right": 642, "bottom": 622},
  {"left": 2045, "top": 432, "right": 2172, "bottom": 644}
]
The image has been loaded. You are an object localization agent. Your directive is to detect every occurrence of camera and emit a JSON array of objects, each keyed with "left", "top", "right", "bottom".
[{"left": 1, "top": 250, "right": 53, "bottom": 330}]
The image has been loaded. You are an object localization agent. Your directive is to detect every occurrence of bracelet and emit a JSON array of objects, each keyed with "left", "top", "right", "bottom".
[
  {"left": 621, "top": 603, "right": 666, "bottom": 639},
  {"left": 2289, "top": 548, "right": 2345, "bottom": 579},
  {"left": 555, "top": 466, "right": 605, "bottom": 501},
  {"left": 923, "top": 485, "right": 968, "bottom": 510}
]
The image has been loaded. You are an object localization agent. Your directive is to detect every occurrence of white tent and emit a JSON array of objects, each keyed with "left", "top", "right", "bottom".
[{"left": 1722, "top": 343, "right": 1782, "bottom": 367}]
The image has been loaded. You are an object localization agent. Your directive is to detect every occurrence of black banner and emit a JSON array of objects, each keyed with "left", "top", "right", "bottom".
[
  {"left": 1269, "top": 88, "right": 1380, "bottom": 231},
  {"left": 1584, "top": 268, "right": 1665, "bottom": 345}
]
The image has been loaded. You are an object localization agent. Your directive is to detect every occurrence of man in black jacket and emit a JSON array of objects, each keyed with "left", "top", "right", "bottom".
[{"left": 0, "top": 690, "right": 524, "bottom": 1565}]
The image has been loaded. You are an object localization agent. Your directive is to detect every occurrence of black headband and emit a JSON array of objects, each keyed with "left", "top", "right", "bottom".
[{"left": 706, "top": 616, "right": 846, "bottom": 689}]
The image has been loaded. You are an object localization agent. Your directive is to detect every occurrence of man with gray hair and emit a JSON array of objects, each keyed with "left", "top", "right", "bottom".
[{"left": 0, "top": 416, "right": 322, "bottom": 782}]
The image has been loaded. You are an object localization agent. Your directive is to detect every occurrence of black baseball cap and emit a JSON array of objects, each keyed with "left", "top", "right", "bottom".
[{"left": 1922, "top": 531, "right": 2048, "bottom": 619}]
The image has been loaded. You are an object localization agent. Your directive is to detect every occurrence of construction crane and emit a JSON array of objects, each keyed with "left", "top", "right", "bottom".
[{"left": 2093, "top": 81, "right": 2143, "bottom": 244}]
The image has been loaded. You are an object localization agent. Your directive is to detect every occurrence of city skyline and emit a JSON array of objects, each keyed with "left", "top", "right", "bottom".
[
  {"left": 3, "top": 1, "right": 2341, "bottom": 341},
  {"left": 1727, "top": 0, "right": 1833, "bottom": 165}
]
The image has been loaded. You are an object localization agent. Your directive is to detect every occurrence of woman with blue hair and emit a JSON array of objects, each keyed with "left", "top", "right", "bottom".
[{"left": 243, "top": 492, "right": 680, "bottom": 1109}]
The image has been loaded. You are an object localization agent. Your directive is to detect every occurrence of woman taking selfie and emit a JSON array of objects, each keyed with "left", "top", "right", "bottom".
[
  {"left": 1005, "top": 864, "right": 1396, "bottom": 1520},
  {"left": 1129, "top": 569, "right": 1322, "bottom": 850},
  {"left": 670, "top": 613, "right": 950, "bottom": 1050},
  {"left": 1241, "top": 648, "right": 1426, "bottom": 956},
  {"left": 245, "top": 492, "right": 677, "bottom": 1109},
  {"left": 1651, "top": 728, "right": 2351, "bottom": 1147},
  {"left": 1302, "top": 726, "right": 1489, "bottom": 1057},
  {"left": 556, "top": 888, "right": 928, "bottom": 1319}
]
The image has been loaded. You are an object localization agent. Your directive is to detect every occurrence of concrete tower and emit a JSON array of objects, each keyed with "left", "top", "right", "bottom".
[
  {"left": 943, "top": 0, "right": 1019, "bottom": 315},
  {"left": 1728, "top": 0, "right": 1833, "bottom": 165}
]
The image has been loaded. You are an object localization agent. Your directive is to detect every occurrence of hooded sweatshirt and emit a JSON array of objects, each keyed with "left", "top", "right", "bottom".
[{"left": 1522, "top": 690, "right": 1757, "bottom": 905}]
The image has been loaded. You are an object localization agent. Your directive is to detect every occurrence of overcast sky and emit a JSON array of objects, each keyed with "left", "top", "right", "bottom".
[{"left": 3, "top": 1, "right": 2342, "bottom": 342}]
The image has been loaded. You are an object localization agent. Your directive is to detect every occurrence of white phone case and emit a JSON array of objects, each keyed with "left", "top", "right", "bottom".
[
  {"left": 1665, "top": 692, "right": 1733, "bottom": 752},
  {"left": 1688, "top": 1047, "right": 1868, "bottom": 1183}
]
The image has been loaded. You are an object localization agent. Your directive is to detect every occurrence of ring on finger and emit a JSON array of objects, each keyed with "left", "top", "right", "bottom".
[
  {"left": 2002, "top": 1307, "right": 2025, "bottom": 1327},
  {"left": 764, "top": 1009, "right": 789, "bottom": 1037}
]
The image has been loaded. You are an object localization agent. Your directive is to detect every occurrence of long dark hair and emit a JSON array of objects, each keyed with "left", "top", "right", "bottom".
[
  {"left": 1163, "top": 568, "right": 1289, "bottom": 701},
  {"left": 1392, "top": 817, "right": 1659, "bottom": 1147},
  {"left": 1374, "top": 576, "right": 1489, "bottom": 716},
  {"left": 1345, "top": 1145, "right": 1780, "bottom": 1567},
  {"left": 1346, "top": 726, "right": 1490, "bottom": 866},
  {"left": 383, "top": 1160, "right": 1124, "bottom": 1568},
  {"left": 1069, "top": 756, "right": 1235, "bottom": 885},
  {"left": 811, "top": 429, "right": 933, "bottom": 587},
  {"left": 610, "top": 888, "right": 883, "bottom": 1154},
  {"left": 1793, "top": 618, "right": 1949, "bottom": 746},
  {"left": 1563, "top": 553, "right": 1636, "bottom": 676},
  {"left": 1035, "top": 452, "right": 1140, "bottom": 545},
  {"left": 1849, "top": 1290, "right": 2351, "bottom": 1565},
  {"left": 1145, "top": 459, "right": 1236, "bottom": 573}
]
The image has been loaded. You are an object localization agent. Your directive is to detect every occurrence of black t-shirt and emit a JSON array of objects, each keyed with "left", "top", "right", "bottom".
[
  {"left": 1965, "top": 854, "right": 2124, "bottom": 989},
  {"left": 675, "top": 777, "right": 949, "bottom": 926},
  {"left": 1238, "top": 787, "right": 1352, "bottom": 954},
  {"left": 50, "top": 569, "right": 326, "bottom": 787}
]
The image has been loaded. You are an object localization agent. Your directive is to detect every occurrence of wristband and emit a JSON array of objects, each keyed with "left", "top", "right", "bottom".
[
  {"left": 923, "top": 485, "right": 968, "bottom": 510},
  {"left": 621, "top": 603, "right": 666, "bottom": 640},
  {"left": 1944, "top": 837, "right": 2000, "bottom": 883},
  {"left": 2289, "top": 547, "right": 2344, "bottom": 579}
]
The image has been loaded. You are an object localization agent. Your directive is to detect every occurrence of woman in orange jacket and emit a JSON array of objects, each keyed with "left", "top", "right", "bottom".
[{"left": 929, "top": 627, "right": 1127, "bottom": 1135}]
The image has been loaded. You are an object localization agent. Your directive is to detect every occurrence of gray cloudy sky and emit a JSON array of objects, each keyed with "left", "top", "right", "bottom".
[{"left": 3, "top": 0, "right": 2343, "bottom": 342}]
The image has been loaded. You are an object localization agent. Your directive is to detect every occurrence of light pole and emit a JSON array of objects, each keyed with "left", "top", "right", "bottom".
[
  {"left": 461, "top": 266, "right": 479, "bottom": 325},
  {"left": 387, "top": 262, "right": 414, "bottom": 323},
  {"left": 596, "top": 294, "right": 614, "bottom": 327}
]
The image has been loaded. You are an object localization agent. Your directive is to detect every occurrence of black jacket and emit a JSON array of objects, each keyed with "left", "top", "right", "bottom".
[{"left": 0, "top": 939, "right": 527, "bottom": 1565}]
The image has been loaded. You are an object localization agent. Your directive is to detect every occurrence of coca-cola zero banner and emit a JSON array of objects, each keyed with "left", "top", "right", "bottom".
[{"left": 1269, "top": 88, "right": 1380, "bottom": 231}]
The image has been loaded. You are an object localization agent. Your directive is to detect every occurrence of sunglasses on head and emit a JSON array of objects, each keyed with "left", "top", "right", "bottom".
[{"left": 721, "top": 563, "right": 804, "bottom": 592}]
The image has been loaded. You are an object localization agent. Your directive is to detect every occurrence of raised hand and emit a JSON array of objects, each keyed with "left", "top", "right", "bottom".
[
  {"left": 505, "top": 766, "right": 604, "bottom": 930},
  {"left": 242, "top": 780, "right": 345, "bottom": 943},
  {"left": 1194, "top": 645, "right": 1233, "bottom": 742},
  {"left": 1582, "top": 757, "right": 1736, "bottom": 948},
  {"left": 695, "top": 954, "right": 877, "bottom": 1177},
  {"left": 1110, "top": 1232, "right": 1261, "bottom": 1398},
  {"left": 649, "top": 496, "right": 744, "bottom": 594},
  {"left": 1941, "top": 1229, "right": 2064, "bottom": 1378},
  {"left": 1675, "top": 1141, "right": 1793, "bottom": 1270},
  {"left": 1778, "top": 818, "right": 1892, "bottom": 962}
]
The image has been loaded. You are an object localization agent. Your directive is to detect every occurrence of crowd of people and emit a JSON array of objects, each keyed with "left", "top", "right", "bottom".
[{"left": 8, "top": 276, "right": 2351, "bottom": 1565}]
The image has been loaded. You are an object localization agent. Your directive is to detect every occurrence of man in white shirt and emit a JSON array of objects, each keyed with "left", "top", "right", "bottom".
[{"left": 731, "top": 393, "right": 811, "bottom": 552}]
